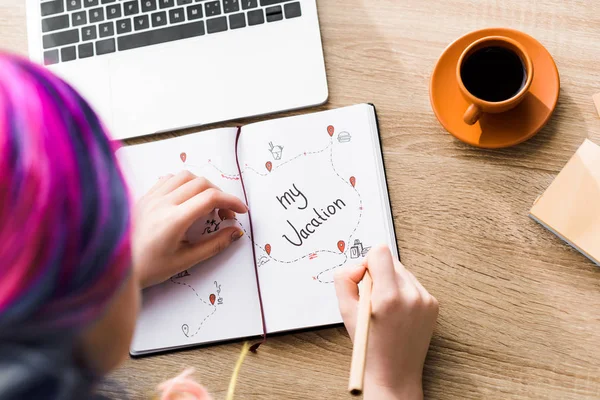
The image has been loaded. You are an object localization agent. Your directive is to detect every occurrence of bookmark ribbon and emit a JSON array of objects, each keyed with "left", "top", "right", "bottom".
[{"left": 234, "top": 126, "right": 267, "bottom": 352}]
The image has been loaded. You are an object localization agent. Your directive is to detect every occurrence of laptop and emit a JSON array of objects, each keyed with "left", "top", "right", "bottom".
[{"left": 26, "top": 0, "right": 328, "bottom": 140}]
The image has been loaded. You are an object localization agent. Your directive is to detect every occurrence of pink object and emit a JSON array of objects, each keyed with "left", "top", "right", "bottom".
[
  {"left": 158, "top": 368, "right": 213, "bottom": 400},
  {"left": 327, "top": 125, "right": 335, "bottom": 136}
]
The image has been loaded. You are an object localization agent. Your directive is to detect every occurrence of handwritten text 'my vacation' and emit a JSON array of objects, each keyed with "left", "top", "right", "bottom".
[{"left": 277, "top": 183, "right": 346, "bottom": 247}]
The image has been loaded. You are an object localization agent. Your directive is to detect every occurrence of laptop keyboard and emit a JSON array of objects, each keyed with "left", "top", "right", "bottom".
[{"left": 41, "top": 0, "right": 303, "bottom": 65}]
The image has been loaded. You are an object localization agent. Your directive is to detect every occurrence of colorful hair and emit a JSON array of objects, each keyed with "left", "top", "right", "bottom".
[{"left": 0, "top": 53, "right": 132, "bottom": 334}]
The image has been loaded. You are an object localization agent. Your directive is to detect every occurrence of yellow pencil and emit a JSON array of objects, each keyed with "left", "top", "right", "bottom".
[{"left": 348, "top": 270, "right": 373, "bottom": 396}]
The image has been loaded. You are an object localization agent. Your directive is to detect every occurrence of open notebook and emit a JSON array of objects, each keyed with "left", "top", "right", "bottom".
[
  {"left": 118, "top": 104, "right": 398, "bottom": 355},
  {"left": 530, "top": 139, "right": 600, "bottom": 266}
]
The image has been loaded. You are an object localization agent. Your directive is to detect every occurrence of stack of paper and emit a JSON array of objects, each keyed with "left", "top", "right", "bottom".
[{"left": 530, "top": 139, "right": 600, "bottom": 265}]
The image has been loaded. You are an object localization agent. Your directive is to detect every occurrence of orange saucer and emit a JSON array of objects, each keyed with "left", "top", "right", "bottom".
[{"left": 430, "top": 28, "right": 560, "bottom": 149}]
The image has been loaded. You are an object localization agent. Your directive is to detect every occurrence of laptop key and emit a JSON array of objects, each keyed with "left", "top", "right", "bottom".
[
  {"left": 223, "top": 0, "right": 239, "bottom": 13},
  {"left": 61, "top": 46, "right": 77, "bottom": 62},
  {"left": 177, "top": 0, "right": 192, "bottom": 5},
  {"left": 169, "top": 8, "right": 185, "bottom": 24},
  {"left": 43, "top": 49, "right": 60, "bottom": 65},
  {"left": 265, "top": 5, "right": 282, "bottom": 22},
  {"left": 229, "top": 12, "right": 245, "bottom": 29},
  {"left": 204, "top": 1, "right": 221, "bottom": 17},
  {"left": 89, "top": 7, "right": 104, "bottom": 23},
  {"left": 96, "top": 38, "right": 116, "bottom": 55},
  {"left": 117, "top": 18, "right": 133, "bottom": 34},
  {"left": 42, "top": 15, "right": 70, "bottom": 33},
  {"left": 106, "top": 4, "right": 122, "bottom": 19},
  {"left": 247, "top": 9, "right": 264, "bottom": 25},
  {"left": 134, "top": 15, "right": 150, "bottom": 30},
  {"left": 124, "top": 1, "right": 140, "bottom": 16},
  {"left": 72, "top": 11, "right": 87, "bottom": 26},
  {"left": 84, "top": 0, "right": 99, "bottom": 7},
  {"left": 206, "top": 16, "right": 227, "bottom": 33},
  {"left": 43, "top": 29, "right": 80, "bottom": 49},
  {"left": 66, "top": 0, "right": 82, "bottom": 11},
  {"left": 141, "top": 0, "right": 157, "bottom": 13},
  {"left": 152, "top": 11, "right": 168, "bottom": 27},
  {"left": 81, "top": 26, "right": 97, "bottom": 41},
  {"left": 159, "top": 0, "right": 175, "bottom": 9},
  {"left": 78, "top": 43, "right": 94, "bottom": 58},
  {"left": 101, "top": 0, "right": 116, "bottom": 3},
  {"left": 41, "top": 1, "right": 64, "bottom": 17},
  {"left": 284, "top": 2, "right": 300, "bottom": 18},
  {"left": 99, "top": 21, "right": 115, "bottom": 37},
  {"left": 187, "top": 4, "right": 203, "bottom": 20},
  {"left": 260, "top": 0, "right": 292, "bottom": 5},
  {"left": 118, "top": 21, "right": 205, "bottom": 51},
  {"left": 242, "top": 0, "right": 257, "bottom": 10}
]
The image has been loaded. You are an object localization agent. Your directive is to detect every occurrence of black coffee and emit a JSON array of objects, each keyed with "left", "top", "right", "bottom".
[{"left": 460, "top": 46, "right": 526, "bottom": 102}]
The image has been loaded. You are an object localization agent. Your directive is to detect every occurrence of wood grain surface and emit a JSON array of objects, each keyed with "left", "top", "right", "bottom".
[{"left": 2, "top": 1, "right": 600, "bottom": 399}]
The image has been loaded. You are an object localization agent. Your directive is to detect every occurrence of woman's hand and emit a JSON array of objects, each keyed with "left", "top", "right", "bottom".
[
  {"left": 334, "top": 245, "right": 439, "bottom": 400},
  {"left": 132, "top": 171, "right": 248, "bottom": 289}
]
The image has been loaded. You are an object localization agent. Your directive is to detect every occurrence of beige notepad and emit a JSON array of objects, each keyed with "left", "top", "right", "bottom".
[
  {"left": 530, "top": 139, "right": 600, "bottom": 265},
  {"left": 594, "top": 93, "right": 600, "bottom": 117}
]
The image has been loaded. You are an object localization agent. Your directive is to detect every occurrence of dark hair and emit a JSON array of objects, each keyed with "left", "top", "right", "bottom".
[{"left": 0, "top": 54, "right": 132, "bottom": 398}]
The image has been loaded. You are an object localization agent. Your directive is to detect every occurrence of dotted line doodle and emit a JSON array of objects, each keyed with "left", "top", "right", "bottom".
[
  {"left": 170, "top": 277, "right": 217, "bottom": 338},
  {"left": 242, "top": 142, "right": 332, "bottom": 178},
  {"left": 184, "top": 162, "right": 240, "bottom": 180},
  {"left": 329, "top": 140, "right": 364, "bottom": 252}
]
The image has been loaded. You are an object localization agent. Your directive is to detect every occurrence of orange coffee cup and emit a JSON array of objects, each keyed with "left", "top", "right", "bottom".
[{"left": 457, "top": 36, "right": 534, "bottom": 125}]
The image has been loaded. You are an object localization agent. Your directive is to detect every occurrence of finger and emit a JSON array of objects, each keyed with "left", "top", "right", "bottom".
[
  {"left": 179, "top": 189, "right": 248, "bottom": 224},
  {"left": 401, "top": 265, "right": 429, "bottom": 299},
  {"left": 334, "top": 263, "right": 367, "bottom": 339},
  {"left": 181, "top": 226, "right": 244, "bottom": 266},
  {"left": 366, "top": 244, "right": 399, "bottom": 297},
  {"left": 218, "top": 209, "right": 236, "bottom": 221},
  {"left": 169, "top": 176, "right": 220, "bottom": 205},
  {"left": 334, "top": 262, "right": 367, "bottom": 304},
  {"left": 155, "top": 170, "right": 197, "bottom": 196},
  {"left": 145, "top": 174, "right": 174, "bottom": 196},
  {"left": 393, "top": 260, "right": 422, "bottom": 306}
]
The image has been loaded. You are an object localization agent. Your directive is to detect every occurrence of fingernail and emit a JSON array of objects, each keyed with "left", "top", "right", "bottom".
[
  {"left": 218, "top": 209, "right": 228, "bottom": 221},
  {"left": 231, "top": 230, "right": 244, "bottom": 242}
]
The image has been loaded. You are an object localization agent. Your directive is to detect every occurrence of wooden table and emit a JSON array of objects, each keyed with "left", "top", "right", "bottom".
[{"left": 2, "top": 1, "right": 600, "bottom": 399}]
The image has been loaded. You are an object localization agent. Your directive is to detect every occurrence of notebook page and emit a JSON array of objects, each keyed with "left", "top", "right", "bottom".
[
  {"left": 117, "top": 128, "right": 264, "bottom": 354},
  {"left": 238, "top": 104, "right": 398, "bottom": 334}
]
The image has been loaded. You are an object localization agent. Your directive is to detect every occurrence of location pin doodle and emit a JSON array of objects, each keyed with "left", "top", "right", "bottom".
[
  {"left": 265, "top": 243, "right": 272, "bottom": 255},
  {"left": 266, "top": 161, "right": 272, "bottom": 172},
  {"left": 182, "top": 324, "right": 189, "bottom": 337},
  {"left": 350, "top": 176, "right": 356, "bottom": 187},
  {"left": 337, "top": 240, "right": 345, "bottom": 253},
  {"left": 180, "top": 152, "right": 187, "bottom": 163},
  {"left": 327, "top": 125, "right": 335, "bottom": 137}
]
